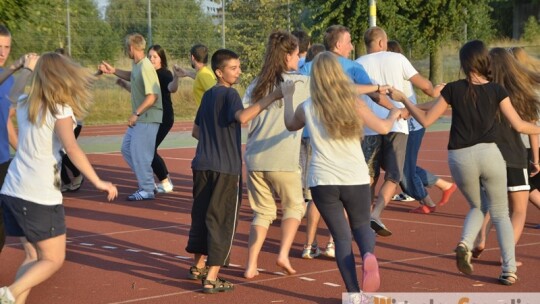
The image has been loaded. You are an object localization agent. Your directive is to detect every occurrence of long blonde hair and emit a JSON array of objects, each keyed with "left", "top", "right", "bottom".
[
  {"left": 510, "top": 46, "right": 540, "bottom": 73},
  {"left": 310, "top": 51, "right": 362, "bottom": 139},
  {"left": 26, "top": 52, "right": 94, "bottom": 125}
]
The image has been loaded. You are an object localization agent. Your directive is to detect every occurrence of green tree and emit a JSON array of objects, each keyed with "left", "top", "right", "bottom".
[
  {"left": 522, "top": 15, "right": 540, "bottom": 42},
  {"left": 0, "top": 0, "right": 31, "bottom": 30},
  {"left": 9, "top": 0, "right": 117, "bottom": 65},
  {"left": 106, "top": 0, "right": 221, "bottom": 60},
  {"left": 226, "top": 0, "right": 299, "bottom": 86}
]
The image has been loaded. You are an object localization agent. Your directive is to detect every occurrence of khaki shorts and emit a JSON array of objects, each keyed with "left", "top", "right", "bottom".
[{"left": 247, "top": 170, "right": 305, "bottom": 228}]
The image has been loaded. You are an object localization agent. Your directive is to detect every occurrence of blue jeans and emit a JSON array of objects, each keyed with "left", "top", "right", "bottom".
[
  {"left": 122, "top": 123, "right": 159, "bottom": 192},
  {"left": 400, "top": 128, "right": 438, "bottom": 200}
]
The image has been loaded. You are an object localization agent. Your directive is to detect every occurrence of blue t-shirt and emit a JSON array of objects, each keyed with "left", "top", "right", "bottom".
[
  {"left": 192, "top": 85, "right": 244, "bottom": 175},
  {"left": 0, "top": 68, "right": 14, "bottom": 164},
  {"left": 299, "top": 54, "right": 372, "bottom": 137}
]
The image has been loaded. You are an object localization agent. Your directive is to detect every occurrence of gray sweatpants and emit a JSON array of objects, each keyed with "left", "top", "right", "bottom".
[{"left": 448, "top": 143, "right": 516, "bottom": 273}]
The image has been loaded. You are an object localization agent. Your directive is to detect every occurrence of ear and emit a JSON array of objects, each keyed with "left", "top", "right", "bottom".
[{"left": 215, "top": 68, "right": 223, "bottom": 79}]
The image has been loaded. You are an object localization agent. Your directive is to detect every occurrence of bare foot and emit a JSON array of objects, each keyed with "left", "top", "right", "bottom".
[
  {"left": 243, "top": 268, "right": 260, "bottom": 279},
  {"left": 276, "top": 258, "right": 297, "bottom": 275}
]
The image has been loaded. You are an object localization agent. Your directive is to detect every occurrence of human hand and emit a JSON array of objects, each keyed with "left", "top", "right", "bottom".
[
  {"left": 388, "top": 107, "right": 402, "bottom": 121},
  {"left": 98, "top": 61, "right": 115, "bottom": 74},
  {"left": 95, "top": 180, "right": 118, "bottom": 202},
  {"left": 388, "top": 87, "right": 406, "bottom": 103},
  {"left": 378, "top": 84, "right": 391, "bottom": 95},
  {"left": 530, "top": 162, "right": 540, "bottom": 177},
  {"left": 11, "top": 54, "right": 26, "bottom": 70},
  {"left": 434, "top": 83, "right": 446, "bottom": 97},
  {"left": 399, "top": 108, "right": 410, "bottom": 119},
  {"left": 23, "top": 53, "right": 39, "bottom": 71},
  {"left": 173, "top": 64, "right": 187, "bottom": 78},
  {"left": 280, "top": 79, "right": 297, "bottom": 99},
  {"left": 128, "top": 113, "right": 138, "bottom": 127}
]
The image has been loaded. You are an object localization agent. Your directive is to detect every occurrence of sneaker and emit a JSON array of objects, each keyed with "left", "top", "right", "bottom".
[
  {"left": 61, "top": 183, "right": 71, "bottom": 193},
  {"left": 322, "top": 242, "right": 335, "bottom": 258},
  {"left": 301, "top": 244, "right": 321, "bottom": 259},
  {"left": 370, "top": 218, "right": 392, "bottom": 237},
  {"left": 156, "top": 181, "right": 174, "bottom": 193},
  {"left": 68, "top": 175, "right": 84, "bottom": 192},
  {"left": 127, "top": 189, "right": 155, "bottom": 201},
  {"left": 0, "top": 287, "right": 15, "bottom": 304},
  {"left": 455, "top": 243, "right": 473, "bottom": 275},
  {"left": 391, "top": 193, "right": 415, "bottom": 202}
]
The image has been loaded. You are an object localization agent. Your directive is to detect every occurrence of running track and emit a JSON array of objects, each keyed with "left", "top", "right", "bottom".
[{"left": 0, "top": 122, "right": 538, "bottom": 304}]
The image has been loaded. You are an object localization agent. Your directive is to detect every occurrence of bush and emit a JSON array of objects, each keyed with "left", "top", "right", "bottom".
[{"left": 522, "top": 16, "right": 540, "bottom": 43}]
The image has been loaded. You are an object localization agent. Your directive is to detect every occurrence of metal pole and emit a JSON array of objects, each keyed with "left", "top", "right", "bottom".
[
  {"left": 148, "top": 0, "right": 152, "bottom": 46},
  {"left": 287, "top": 0, "right": 290, "bottom": 32},
  {"left": 222, "top": 0, "right": 225, "bottom": 48},
  {"left": 369, "top": 0, "right": 377, "bottom": 28},
  {"left": 66, "top": 0, "right": 71, "bottom": 56}
]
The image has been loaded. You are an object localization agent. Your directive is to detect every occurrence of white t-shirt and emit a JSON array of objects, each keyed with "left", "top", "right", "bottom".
[
  {"left": 356, "top": 51, "right": 418, "bottom": 135},
  {"left": 243, "top": 72, "right": 310, "bottom": 171},
  {"left": 1, "top": 100, "right": 76, "bottom": 206},
  {"left": 303, "top": 98, "right": 370, "bottom": 187}
]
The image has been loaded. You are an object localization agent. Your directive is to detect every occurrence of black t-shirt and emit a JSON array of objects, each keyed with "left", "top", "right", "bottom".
[
  {"left": 441, "top": 80, "right": 508, "bottom": 150},
  {"left": 192, "top": 85, "right": 244, "bottom": 175},
  {"left": 156, "top": 68, "right": 174, "bottom": 124},
  {"left": 495, "top": 118, "right": 527, "bottom": 168}
]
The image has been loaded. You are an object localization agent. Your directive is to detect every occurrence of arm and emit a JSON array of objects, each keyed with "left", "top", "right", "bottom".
[
  {"left": 128, "top": 93, "right": 158, "bottom": 126},
  {"left": 500, "top": 98, "right": 540, "bottom": 134},
  {"left": 409, "top": 74, "right": 436, "bottom": 97},
  {"left": 0, "top": 54, "right": 25, "bottom": 84},
  {"left": 55, "top": 117, "right": 118, "bottom": 201},
  {"left": 529, "top": 134, "right": 540, "bottom": 176},
  {"left": 192, "top": 124, "right": 199, "bottom": 140},
  {"left": 7, "top": 108, "right": 17, "bottom": 149},
  {"left": 235, "top": 87, "right": 283, "bottom": 124},
  {"left": 358, "top": 98, "right": 401, "bottom": 134},
  {"left": 282, "top": 80, "right": 305, "bottom": 131},
  {"left": 98, "top": 61, "right": 131, "bottom": 81},
  {"left": 389, "top": 88, "right": 447, "bottom": 127},
  {"left": 116, "top": 78, "right": 131, "bottom": 92}
]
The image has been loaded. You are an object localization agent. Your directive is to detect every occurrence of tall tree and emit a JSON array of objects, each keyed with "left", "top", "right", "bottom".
[
  {"left": 106, "top": 0, "right": 221, "bottom": 60},
  {"left": 0, "top": 0, "right": 31, "bottom": 30}
]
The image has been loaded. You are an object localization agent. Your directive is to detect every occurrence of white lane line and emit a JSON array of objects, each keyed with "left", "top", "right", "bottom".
[
  {"left": 323, "top": 282, "right": 340, "bottom": 287},
  {"left": 80, "top": 243, "right": 94, "bottom": 246},
  {"left": 149, "top": 252, "right": 166, "bottom": 256},
  {"left": 175, "top": 256, "right": 190, "bottom": 260},
  {"left": 126, "top": 249, "right": 141, "bottom": 253},
  {"left": 300, "top": 277, "right": 316, "bottom": 281},
  {"left": 102, "top": 246, "right": 117, "bottom": 249}
]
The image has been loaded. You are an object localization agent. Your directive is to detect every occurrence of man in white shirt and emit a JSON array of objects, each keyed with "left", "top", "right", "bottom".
[{"left": 356, "top": 27, "right": 436, "bottom": 236}]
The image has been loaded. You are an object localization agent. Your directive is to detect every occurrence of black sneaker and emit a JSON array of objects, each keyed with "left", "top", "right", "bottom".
[{"left": 370, "top": 219, "right": 392, "bottom": 237}]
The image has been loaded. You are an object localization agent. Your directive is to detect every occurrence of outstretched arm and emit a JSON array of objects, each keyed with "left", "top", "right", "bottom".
[
  {"left": 500, "top": 98, "right": 540, "bottom": 134},
  {"left": 388, "top": 88, "right": 447, "bottom": 128},
  {"left": 357, "top": 98, "right": 401, "bottom": 134},
  {"left": 98, "top": 61, "right": 131, "bottom": 81},
  {"left": 55, "top": 117, "right": 118, "bottom": 201}
]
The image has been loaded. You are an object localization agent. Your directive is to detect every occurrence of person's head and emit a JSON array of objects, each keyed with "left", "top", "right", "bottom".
[
  {"left": 0, "top": 24, "right": 12, "bottom": 67},
  {"left": 250, "top": 31, "right": 299, "bottom": 104},
  {"left": 211, "top": 49, "right": 241, "bottom": 87},
  {"left": 489, "top": 47, "right": 540, "bottom": 122},
  {"left": 310, "top": 51, "right": 363, "bottom": 139},
  {"left": 363, "top": 26, "right": 388, "bottom": 53},
  {"left": 323, "top": 25, "right": 354, "bottom": 58},
  {"left": 509, "top": 46, "right": 540, "bottom": 73},
  {"left": 190, "top": 44, "right": 210, "bottom": 69},
  {"left": 147, "top": 44, "right": 168, "bottom": 70},
  {"left": 124, "top": 33, "right": 146, "bottom": 60},
  {"left": 306, "top": 43, "right": 325, "bottom": 62},
  {"left": 26, "top": 52, "right": 95, "bottom": 125},
  {"left": 459, "top": 40, "right": 490, "bottom": 81},
  {"left": 54, "top": 48, "right": 66, "bottom": 55},
  {"left": 291, "top": 30, "right": 311, "bottom": 56},
  {"left": 387, "top": 40, "right": 403, "bottom": 54}
]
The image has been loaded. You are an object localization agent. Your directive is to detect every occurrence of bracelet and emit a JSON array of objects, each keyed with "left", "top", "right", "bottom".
[
  {"left": 377, "top": 84, "right": 380, "bottom": 93},
  {"left": 530, "top": 160, "right": 539, "bottom": 165},
  {"left": 22, "top": 67, "right": 33, "bottom": 72}
]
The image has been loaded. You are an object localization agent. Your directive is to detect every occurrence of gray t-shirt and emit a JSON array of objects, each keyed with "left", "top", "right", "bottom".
[
  {"left": 131, "top": 57, "right": 162, "bottom": 123},
  {"left": 243, "top": 72, "right": 310, "bottom": 171}
]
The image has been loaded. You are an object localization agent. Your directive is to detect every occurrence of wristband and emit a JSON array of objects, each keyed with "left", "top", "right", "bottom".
[
  {"left": 134, "top": 112, "right": 141, "bottom": 117},
  {"left": 530, "top": 160, "right": 539, "bottom": 165}
]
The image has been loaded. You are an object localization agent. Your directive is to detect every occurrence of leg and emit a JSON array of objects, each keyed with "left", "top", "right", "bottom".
[
  {"left": 303, "top": 201, "right": 322, "bottom": 258},
  {"left": 130, "top": 123, "right": 159, "bottom": 193},
  {"left": 311, "top": 186, "right": 358, "bottom": 292},
  {"left": 121, "top": 127, "right": 134, "bottom": 170},
  {"left": 244, "top": 171, "right": 277, "bottom": 278},
  {"left": 268, "top": 171, "right": 304, "bottom": 275},
  {"left": 152, "top": 120, "right": 173, "bottom": 182},
  {"left": 9, "top": 234, "right": 66, "bottom": 303}
]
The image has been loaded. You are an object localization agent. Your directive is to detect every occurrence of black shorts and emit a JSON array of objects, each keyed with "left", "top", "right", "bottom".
[
  {"left": 506, "top": 167, "right": 530, "bottom": 192},
  {"left": 1, "top": 194, "right": 66, "bottom": 243}
]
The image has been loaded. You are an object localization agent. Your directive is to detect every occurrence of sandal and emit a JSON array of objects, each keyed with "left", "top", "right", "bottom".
[
  {"left": 188, "top": 266, "right": 208, "bottom": 280},
  {"left": 202, "top": 277, "right": 234, "bottom": 294},
  {"left": 498, "top": 271, "right": 518, "bottom": 286}
]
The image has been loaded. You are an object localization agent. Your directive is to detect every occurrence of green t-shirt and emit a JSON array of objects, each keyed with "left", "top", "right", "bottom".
[{"left": 131, "top": 58, "right": 163, "bottom": 123}]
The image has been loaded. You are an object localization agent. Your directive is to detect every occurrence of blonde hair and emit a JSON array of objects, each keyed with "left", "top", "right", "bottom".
[
  {"left": 310, "top": 51, "right": 362, "bottom": 139},
  {"left": 125, "top": 33, "right": 146, "bottom": 52},
  {"left": 25, "top": 52, "right": 95, "bottom": 125},
  {"left": 510, "top": 47, "right": 540, "bottom": 73}
]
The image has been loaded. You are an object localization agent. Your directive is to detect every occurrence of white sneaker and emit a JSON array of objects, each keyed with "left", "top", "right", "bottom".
[
  {"left": 391, "top": 193, "right": 415, "bottom": 202},
  {"left": 156, "top": 179, "right": 174, "bottom": 193},
  {"left": 0, "top": 287, "right": 15, "bottom": 304},
  {"left": 323, "top": 242, "right": 335, "bottom": 258},
  {"left": 301, "top": 244, "right": 321, "bottom": 259}
]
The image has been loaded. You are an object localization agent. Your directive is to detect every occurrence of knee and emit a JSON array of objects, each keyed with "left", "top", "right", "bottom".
[
  {"left": 282, "top": 203, "right": 305, "bottom": 222},
  {"left": 252, "top": 213, "right": 275, "bottom": 229}
]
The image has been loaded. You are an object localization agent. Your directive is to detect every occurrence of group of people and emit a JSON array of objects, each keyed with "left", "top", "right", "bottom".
[{"left": 1, "top": 19, "right": 540, "bottom": 303}]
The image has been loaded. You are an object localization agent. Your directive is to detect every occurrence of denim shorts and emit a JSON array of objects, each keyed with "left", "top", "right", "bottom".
[
  {"left": 1, "top": 194, "right": 66, "bottom": 243},
  {"left": 362, "top": 132, "right": 408, "bottom": 182}
]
